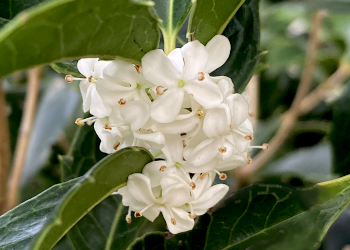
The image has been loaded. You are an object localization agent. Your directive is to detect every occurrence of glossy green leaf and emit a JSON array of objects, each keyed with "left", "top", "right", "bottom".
[
  {"left": 0, "top": 0, "right": 160, "bottom": 78},
  {"left": 60, "top": 115, "right": 146, "bottom": 250},
  {"left": 187, "top": 0, "right": 245, "bottom": 44},
  {"left": 30, "top": 147, "right": 153, "bottom": 250},
  {"left": 0, "top": 147, "right": 153, "bottom": 250},
  {"left": 0, "top": 178, "right": 79, "bottom": 250},
  {"left": 151, "top": 0, "right": 192, "bottom": 53},
  {"left": 128, "top": 175, "right": 350, "bottom": 250},
  {"left": 0, "top": 17, "right": 9, "bottom": 28},
  {"left": 51, "top": 60, "right": 84, "bottom": 78},
  {"left": 212, "top": 0, "right": 260, "bottom": 93},
  {"left": 0, "top": 0, "right": 46, "bottom": 19},
  {"left": 330, "top": 81, "right": 350, "bottom": 176}
]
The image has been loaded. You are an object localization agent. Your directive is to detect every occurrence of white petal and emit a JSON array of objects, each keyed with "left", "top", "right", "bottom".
[
  {"left": 216, "top": 154, "right": 247, "bottom": 171},
  {"left": 121, "top": 100, "right": 150, "bottom": 131},
  {"left": 192, "top": 184, "right": 229, "bottom": 215},
  {"left": 184, "top": 79, "right": 223, "bottom": 109},
  {"left": 133, "top": 131, "right": 165, "bottom": 146},
  {"left": 191, "top": 173, "right": 215, "bottom": 200},
  {"left": 160, "top": 206, "right": 194, "bottom": 234},
  {"left": 142, "top": 49, "right": 181, "bottom": 87},
  {"left": 205, "top": 35, "right": 230, "bottom": 73},
  {"left": 89, "top": 87, "right": 112, "bottom": 118},
  {"left": 168, "top": 48, "right": 184, "bottom": 72},
  {"left": 77, "top": 58, "right": 98, "bottom": 77},
  {"left": 103, "top": 59, "right": 139, "bottom": 85},
  {"left": 96, "top": 78, "right": 136, "bottom": 106},
  {"left": 162, "top": 134, "right": 183, "bottom": 163},
  {"left": 143, "top": 205, "right": 161, "bottom": 222},
  {"left": 203, "top": 107, "right": 230, "bottom": 138},
  {"left": 142, "top": 161, "right": 167, "bottom": 187},
  {"left": 216, "top": 139, "right": 234, "bottom": 161},
  {"left": 183, "top": 158, "right": 218, "bottom": 173},
  {"left": 82, "top": 83, "right": 93, "bottom": 113},
  {"left": 151, "top": 88, "right": 184, "bottom": 123},
  {"left": 181, "top": 41, "right": 208, "bottom": 80},
  {"left": 162, "top": 182, "right": 192, "bottom": 207},
  {"left": 189, "top": 137, "right": 221, "bottom": 166},
  {"left": 151, "top": 116, "right": 198, "bottom": 134},
  {"left": 93, "top": 60, "right": 111, "bottom": 79},
  {"left": 127, "top": 174, "right": 156, "bottom": 205},
  {"left": 226, "top": 93, "right": 249, "bottom": 127}
]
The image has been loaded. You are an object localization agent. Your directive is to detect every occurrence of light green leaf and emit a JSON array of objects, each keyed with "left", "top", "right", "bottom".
[
  {"left": 0, "top": 0, "right": 160, "bottom": 78},
  {"left": 211, "top": 0, "right": 260, "bottom": 93},
  {"left": 128, "top": 175, "right": 350, "bottom": 250},
  {"left": 0, "top": 147, "right": 153, "bottom": 250},
  {"left": 151, "top": 0, "right": 192, "bottom": 53},
  {"left": 187, "top": 0, "right": 245, "bottom": 44}
]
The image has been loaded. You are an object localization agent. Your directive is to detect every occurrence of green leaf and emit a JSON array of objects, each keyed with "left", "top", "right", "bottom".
[
  {"left": 330, "top": 81, "right": 350, "bottom": 176},
  {"left": 187, "top": 0, "right": 245, "bottom": 44},
  {"left": 212, "top": 0, "right": 260, "bottom": 93},
  {"left": 0, "top": 178, "right": 79, "bottom": 250},
  {"left": 151, "top": 0, "right": 192, "bottom": 53},
  {"left": 50, "top": 60, "right": 84, "bottom": 78},
  {"left": 0, "top": 147, "right": 153, "bottom": 250},
  {"left": 0, "top": 0, "right": 46, "bottom": 19},
  {"left": 128, "top": 175, "right": 350, "bottom": 250},
  {"left": 0, "top": 17, "right": 9, "bottom": 28},
  {"left": 0, "top": 0, "right": 160, "bottom": 78}
]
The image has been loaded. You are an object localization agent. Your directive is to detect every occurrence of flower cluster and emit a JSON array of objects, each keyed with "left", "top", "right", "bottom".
[{"left": 67, "top": 35, "right": 268, "bottom": 234}]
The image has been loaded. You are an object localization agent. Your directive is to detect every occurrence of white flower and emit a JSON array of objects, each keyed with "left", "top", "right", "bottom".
[
  {"left": 118, "top": 173, "right": 195, "bottom": 234},
  {"left": 141, "top": 35, "right": 230, "bottom": 123},
  {"left": 75, "top": 58, "right": 111, "bottom": 118}
]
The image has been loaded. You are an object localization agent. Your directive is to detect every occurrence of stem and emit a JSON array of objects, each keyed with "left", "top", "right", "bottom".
[
  {"left": 0, "top": 80, "right": 11, "bottom": 214},
  {"left": 234, "top": 10, "right": 327, "bottom": 189},
  {"left": 6, "top": 68, "right": 41, "bottom": 210},
  {"left": 163, "top": 33, "right": 177, "bottom": 55}
]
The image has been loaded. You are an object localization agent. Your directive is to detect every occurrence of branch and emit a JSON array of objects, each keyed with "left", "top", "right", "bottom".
[
  {"left": 0, "top": 80, "right": 11, "bottom": 214},
  {"left": 234, "top": 10, "right": 327, "bottom": 188},
  {"left": 6, "top": 68, "right": 41, "bottom": 210}
]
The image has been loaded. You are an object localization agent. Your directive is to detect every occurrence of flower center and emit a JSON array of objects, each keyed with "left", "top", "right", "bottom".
[{"left": 178, "top": 79, "right": 186, "bottom": 88}]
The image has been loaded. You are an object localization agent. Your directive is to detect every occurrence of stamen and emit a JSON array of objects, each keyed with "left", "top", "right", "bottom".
[
  {"left": 198, "top": 72, "right": 205, "bottom": 81},
  {"left": 214, "top": 170, "right": 227, "bottom": 180},
  {"left": 182, "top": 140, "right": 187, "bottom": 147},
  {"left": 75, "top": 118, "right": 84, "bottom": 126},
  {"left": 156, "top": 86, "right": 164, "bottom": 95},
  {"left": 248, "top": 143, "right": 269, "bottom": 150},
  {"left": 247, "top": 157, "right": 252, "bottom": 164},
  {"left": 188, "top": 203, "right": 197, "bottom": 219},
  {"left": 118, "top": 98, "right": 126, "bottom": 105},
  {"left": 197, "top": 110, "right": 204, "bottom": 117},
  {"left": 126, "top": 207, "right": 132, "bottom": 223},
  {"left": 159, "top": 165, "right": 167, "bottom": 172},
  {"left": 249, "top": 112, "right": 254, "bottom": 117},
  {"left": 183, "top": 58, "right": 185, "bottom": 68},
  {"left": 189, "top": 182, "right": 196, "bottom": 190},
  {"left": 134, "top": 204, "right": 153, "bottom": 217},
  {"left": 113, "top": 142, "right": 121, "bottom": 150},
  {"left": 65, "top": 74, "right": 85, "bottom": 83},
  {"left": 104, "top": 123, "right": 112, "bottom": 130},
  {"left": 168, "top": 174, "right": 195, "bottom": 193},
  {"left": 200, "top": 173, "right": 207, "bottom": 180},
  {"left": 88, "top": 75, "right": 93, "bottom": 83},
  {"left": 218, "top": 147, "right": 227, "bottom": 153},
  {"left": 232, "top": 88, "right": 235, "bottom": 94},
  {"left": 244, "top": 135, "right": 254, "bottom": 140},
  {"left": 134, "top": 64, "right": 142, "bottom": 74},
  {"left": 171, "top": 218, "right": 177, "bottom": 225}
]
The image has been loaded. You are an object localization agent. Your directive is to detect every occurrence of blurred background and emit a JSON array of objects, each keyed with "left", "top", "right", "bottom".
[{"left": 1, "top": 0, "right": 350, "bottom": 249}]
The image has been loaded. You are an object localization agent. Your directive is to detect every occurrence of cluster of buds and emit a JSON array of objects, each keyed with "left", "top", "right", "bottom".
[{"left": 67, "top": 35, "right": 268, "bottom": 234}]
